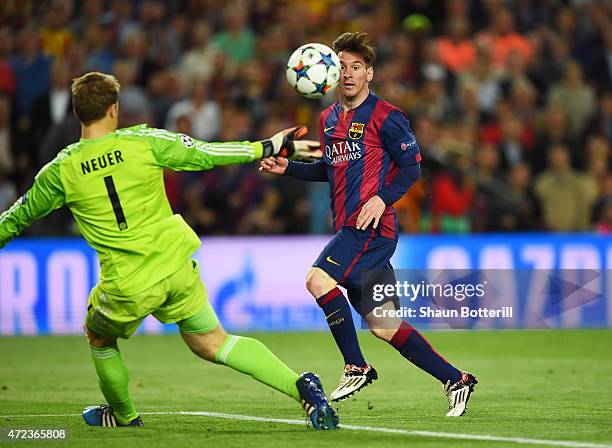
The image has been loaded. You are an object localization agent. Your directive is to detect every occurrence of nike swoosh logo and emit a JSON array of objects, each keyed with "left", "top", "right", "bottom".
[
  {"left": 325, "top": 309, "right": 341, "bottom": 319},
  {"left": 326, "top": 256, "right": 341, "bottom": 266},
  {"left": 324, "top": 126, "right": 335, "bottom": 133}
]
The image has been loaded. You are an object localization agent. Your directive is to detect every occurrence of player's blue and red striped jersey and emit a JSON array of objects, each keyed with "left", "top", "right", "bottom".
[{"left": 319, "top": 92, "right": 421, "bottom": 239}]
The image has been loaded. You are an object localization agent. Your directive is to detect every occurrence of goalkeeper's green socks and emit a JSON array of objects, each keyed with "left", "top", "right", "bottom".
[
  {"left": 89, "top": 345, "right": 138, "bottom": 425},
  {"left": 89, "top": 336, "right": 300, "bottom": 422},
  {"left": 215, "top": 335, "right": 301, "bottom": 401}
]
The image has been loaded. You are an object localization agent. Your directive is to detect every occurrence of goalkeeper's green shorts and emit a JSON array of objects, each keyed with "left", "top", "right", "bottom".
[{"left": 85, "top": 258, "right": 219, "bottom": 339}]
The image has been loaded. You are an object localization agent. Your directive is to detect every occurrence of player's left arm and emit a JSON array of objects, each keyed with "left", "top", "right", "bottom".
[
  {"left": 0, "top": 160, "right": 66, "bottom": 249},
  {"left": 356, "top": 110, "right": 421, "bottom": 230},
  {"left": 377, "top": 110, "right": 421, "bottom": 205},
  {"left": 149, "top": 126, "right": 320, "bottom": 171}
]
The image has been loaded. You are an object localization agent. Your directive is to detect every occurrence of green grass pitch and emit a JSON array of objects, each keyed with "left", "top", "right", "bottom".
[{"left": 1, "top": 330, "right": 611, "bottom": 447}]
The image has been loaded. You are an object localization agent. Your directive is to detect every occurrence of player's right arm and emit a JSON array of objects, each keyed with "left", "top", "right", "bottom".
[
  {"left": 0, "top": 159, "right": 65, "bottom": 249},
  {"left": 267, "top": 109, "right": 329, "bottom": 182},
  {"left": 259, "top": 157, "right": 328, "bottom": 182},
  {"left": 259, "top": 112, "right": 327, "bottom": 181}
]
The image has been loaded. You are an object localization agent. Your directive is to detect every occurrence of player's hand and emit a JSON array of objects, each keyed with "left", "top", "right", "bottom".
[
  {"left": 262, "top": 125, "right": 321, "bottom": 159},
  {"left": 356, "top": 195, "right": 386, "bottom": 230},
  {"left": 259, "top": 156, "right": 288, "bottom": 175}
]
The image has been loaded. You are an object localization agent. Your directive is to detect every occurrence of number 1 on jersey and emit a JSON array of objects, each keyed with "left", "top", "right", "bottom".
[{"left": 104, "top": 175, "right": 128, "bottom": 230}]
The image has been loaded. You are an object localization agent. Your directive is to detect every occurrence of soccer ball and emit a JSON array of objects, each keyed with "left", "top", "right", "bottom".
[{"left": 286, "top": 43, "right": 341, "bottom": 99}]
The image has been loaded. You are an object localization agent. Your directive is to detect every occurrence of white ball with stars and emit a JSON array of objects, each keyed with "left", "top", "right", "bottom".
[{"left": 286, "top": 43, "right": 341, "bottom": 99}]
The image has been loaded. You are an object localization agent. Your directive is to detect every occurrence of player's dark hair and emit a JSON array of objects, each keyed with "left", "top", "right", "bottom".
[
  {"left": 71, "top": 72, "right": 121, "bottom": 126},
  {"left": 332, "top": 32, "right": 376, "bottom": 67}
]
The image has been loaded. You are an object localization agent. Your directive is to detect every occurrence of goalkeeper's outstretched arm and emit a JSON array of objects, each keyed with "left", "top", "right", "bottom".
[{"left": 146, "top": 125, "right": 321, "bottom": 171}]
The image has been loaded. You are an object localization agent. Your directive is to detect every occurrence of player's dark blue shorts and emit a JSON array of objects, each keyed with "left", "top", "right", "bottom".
[{"left": 313, "top": 226, "right": 397, "bottom": 317}]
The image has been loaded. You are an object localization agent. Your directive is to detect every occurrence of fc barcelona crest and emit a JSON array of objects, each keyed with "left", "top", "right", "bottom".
[{"left": 348, "top": 122, "right": 365, "bottom": 140}]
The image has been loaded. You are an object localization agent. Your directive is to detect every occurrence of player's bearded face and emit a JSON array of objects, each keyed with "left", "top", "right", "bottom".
[{"left": 338, "top": 51, "right": 373, "bottom": 99}]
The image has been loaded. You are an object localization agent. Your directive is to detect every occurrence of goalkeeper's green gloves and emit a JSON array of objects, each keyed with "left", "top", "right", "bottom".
[{"left": 261, "top": 126, "right": 323, "bottom": 161}]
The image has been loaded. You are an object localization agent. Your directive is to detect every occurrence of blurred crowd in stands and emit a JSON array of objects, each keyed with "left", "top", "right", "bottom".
[{"left": 0, "top": 0, "right": 610, "bottom": 235}]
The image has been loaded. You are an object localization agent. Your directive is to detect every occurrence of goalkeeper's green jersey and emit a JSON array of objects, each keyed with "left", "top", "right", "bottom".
[{"left": 0, "top": 124, "right": 264, "bottom": 295}]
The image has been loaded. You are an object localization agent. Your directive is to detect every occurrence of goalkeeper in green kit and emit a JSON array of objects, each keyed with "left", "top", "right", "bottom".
[{"left": 0, "top": 72, "right": 338, "bottom": 430}]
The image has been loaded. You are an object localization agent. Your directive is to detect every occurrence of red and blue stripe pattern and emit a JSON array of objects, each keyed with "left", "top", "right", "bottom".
[{"left": 320, "top": 93, "right": 421, "bottom": 239}]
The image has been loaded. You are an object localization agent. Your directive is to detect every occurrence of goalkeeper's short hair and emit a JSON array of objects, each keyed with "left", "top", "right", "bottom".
[{"left": 71, "top": 72, "right": 121, "bottom": 126}]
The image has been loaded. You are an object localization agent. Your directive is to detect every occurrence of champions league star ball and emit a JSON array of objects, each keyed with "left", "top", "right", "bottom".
[{"left": 286, "top": 43, "right": 341, "bottom": 99}]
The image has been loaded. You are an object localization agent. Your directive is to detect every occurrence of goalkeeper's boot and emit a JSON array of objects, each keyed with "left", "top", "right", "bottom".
[
  {"left": 296, "top": 372, "right": 339, "bottom": 430},
  {"left": 330, "top": 364, "right": 378, "bottom": 402},
  {"left": 82, "top": 404, "right": 144, "bottom": 427},
  {"left": 444, "top": 371, "right": 478, "bottom": 417}
]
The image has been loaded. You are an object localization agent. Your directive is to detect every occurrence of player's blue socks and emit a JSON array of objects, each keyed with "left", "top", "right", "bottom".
[
  {"left": 390, "top": 321, "right": 461, "bottom": 384},
  {"left": 317, "top": 287, "right": 367, "bottom": 367}
]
